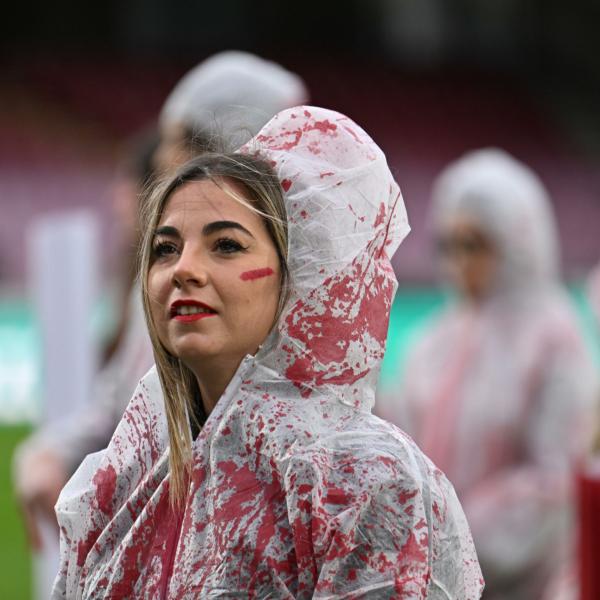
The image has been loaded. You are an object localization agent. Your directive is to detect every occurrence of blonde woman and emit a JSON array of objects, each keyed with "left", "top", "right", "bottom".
[{"left": 52, "top": 107, "right": 483, "bottom": 598}]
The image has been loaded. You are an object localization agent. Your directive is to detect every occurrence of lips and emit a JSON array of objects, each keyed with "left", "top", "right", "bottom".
[{"left": 169, "top": 299, "right": 217, "bottom": 322}]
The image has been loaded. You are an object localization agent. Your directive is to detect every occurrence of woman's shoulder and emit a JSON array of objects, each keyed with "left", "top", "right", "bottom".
[
  {"left": 280, "top": 412, "right": 483, "bottom": 596},
  {"left": 524, "top": 290, "right": 589, "bottom": 353},
  {"left": 284, "top": 411, "right": 452, "bottom": 504}
]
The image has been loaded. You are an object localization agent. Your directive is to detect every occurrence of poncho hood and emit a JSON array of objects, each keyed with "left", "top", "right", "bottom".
[
  {"left": 160, "top": 51, "right": 308, "bottom": 151},
  {"left": 431, "top": 148, "right": 560, "bottom": 295},
  {"left": 53, "top": 107, "right": 483, "bottom": 599},
  {"left": 245, "top": 106, "right": 410, "bottom": 408}
]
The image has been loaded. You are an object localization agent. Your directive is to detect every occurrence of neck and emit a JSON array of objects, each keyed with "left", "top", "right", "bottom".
[{"left": 190, "top": 356, "right": 244, "bottom": 416}]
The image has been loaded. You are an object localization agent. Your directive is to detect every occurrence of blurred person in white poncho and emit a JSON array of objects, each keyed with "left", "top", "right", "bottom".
[{"left": 378, "top": 148, "right": 598, "bottom": 599}]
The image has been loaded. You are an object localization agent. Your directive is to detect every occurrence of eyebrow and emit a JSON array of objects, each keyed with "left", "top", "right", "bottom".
[
  {"left": 202, "top": 220, "right": 254, "bottom": 238},
  {"left": 154, "top": 225, "right": 180, "bottom": 238},
  {"left": 153, "top": 220, "right": 254, "bottom": 239}
]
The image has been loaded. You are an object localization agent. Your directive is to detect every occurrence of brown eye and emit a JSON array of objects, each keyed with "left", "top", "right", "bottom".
[
  {"left": 213, "top": 238, "right": 248, "bottom": 254},
  {"left": 153, "top": 240, "right": 179, "bottom": 258}
]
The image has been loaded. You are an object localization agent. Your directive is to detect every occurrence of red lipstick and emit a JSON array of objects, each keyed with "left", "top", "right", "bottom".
[{"left": 169, "top": 299, "right": 217, "bottom": 322}]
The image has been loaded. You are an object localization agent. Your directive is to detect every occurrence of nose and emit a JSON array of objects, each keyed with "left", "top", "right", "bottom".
[{"left": 172, "top": 247, "right": 208, "bottom": 289}]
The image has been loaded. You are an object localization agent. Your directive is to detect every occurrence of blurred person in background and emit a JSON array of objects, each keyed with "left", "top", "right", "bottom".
[
  {"left": 154, "top": 50, "right": 308, "bottom": 171},
  {"left": 12, "top": 129, "right": 159, "bottom": 551},
  {"left": 104, "top": 127, "right": 160, "bottom": 364},
  {"left": 378, "top": 148, "right": 598, "bottom": 599},
  {"left": 12, "top": 50, "right": 308, "bottom": 552}
]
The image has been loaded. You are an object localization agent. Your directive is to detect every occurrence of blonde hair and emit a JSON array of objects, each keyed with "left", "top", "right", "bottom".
[{"left": 138, "top": 153, "right": 289, "bottom": 505}]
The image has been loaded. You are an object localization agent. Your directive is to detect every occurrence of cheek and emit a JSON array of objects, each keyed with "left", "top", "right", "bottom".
[
  {"left": 147, "top": 269, "right": 170, "bottom": 319},
  {"left": 470, "top": 255, "right": 495, "bottom": 281},
  {"left": 480, "top": 257, "right": 497, "bottom": 286},
  {"left": 443, "top": 256, "right": 467, "bottom": 281},
  {"left": 259, "top": 276, "right": 282, "bottom": 325},
  {"left": 445, "top": 258, "right": 481, "bottom": 292},
  {"left": 234, "top": 272, "right": 280, "bottom": 321}
]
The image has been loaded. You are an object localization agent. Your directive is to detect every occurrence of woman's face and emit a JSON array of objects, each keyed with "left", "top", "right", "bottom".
[
  {"left": 437, "top": 215, "right": 497, "bottom": 302},
  {"left": 148, "top": 178, "right": 281, "bottom": 371}
]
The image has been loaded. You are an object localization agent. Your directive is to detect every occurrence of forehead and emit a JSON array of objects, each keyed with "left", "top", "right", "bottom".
[{"left": 158, "top": 178, "right": 262, "bottom": 230}]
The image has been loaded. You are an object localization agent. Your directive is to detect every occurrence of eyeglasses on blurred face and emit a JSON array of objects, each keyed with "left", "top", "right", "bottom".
[
  {"left": 436, "top": 217, "right": 497, "bottom": 302},
  {"left": 435, "top": 232, "right": 494, "bottom": 258}
]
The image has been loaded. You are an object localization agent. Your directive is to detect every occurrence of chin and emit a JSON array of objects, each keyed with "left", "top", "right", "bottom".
[{"left": 168, "top": 331, "right": 218, "bottom": 360}]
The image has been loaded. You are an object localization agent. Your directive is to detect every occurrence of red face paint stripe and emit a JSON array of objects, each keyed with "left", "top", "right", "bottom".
[{"left": 240, "top": 267, "right": 274, "bottom": 281}]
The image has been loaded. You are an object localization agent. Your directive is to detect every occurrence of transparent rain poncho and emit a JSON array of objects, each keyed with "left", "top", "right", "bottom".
[
  {"left": 52, "top": 107, "right": 483, "bottom": 599},
  {"left": 379, "top": 149, "right": 598, "bottom": 599}
]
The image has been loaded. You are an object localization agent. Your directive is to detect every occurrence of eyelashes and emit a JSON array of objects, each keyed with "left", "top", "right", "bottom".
[
  {"left": 151, "top": 237, "right": 249, "bottom": 259},
  {"left": 213, "top": 238, "right": 249, "bottom": 254},
  {"left": 152, "top": 240, "right": 178, "bottom": 258}
]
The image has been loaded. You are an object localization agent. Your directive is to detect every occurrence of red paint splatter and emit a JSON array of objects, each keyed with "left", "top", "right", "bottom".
[
  {"left": 349, "top": 204, "right": 366, "bottom": 223},
  {"left": 378, "top": 455, "right": 396, "bottom": 468},
  {"left": 110, "top": 488, "right": 175, "bottom": 597},
  {"left": 257, "top": 130, "right": 303, "bottom": 152},
  {"left": 284, "top": 252, "right": 393, "bottom": 395},
  {"left": 77, "top": 527, "right": 102, "bottom": 567},
  {"left": 311, "top": 119, "right": 337, "bottom": 135},
  {"left": 342, "top": 125, "right": 363, "bottom": 145},
  {"left": 400, "top": 530, "right": 428, "bottom": 564},
  {"left": 374, "top": 202, "right": 386, "bottom": 228},
  {"left": 204, "top": 459, "right": 292, "bottom": 590},
  {"left": 398, "top": 489, "right": 419, "bottom": 505},
  {"left": 240, "top": 267, "right": 274, "bottom": 281},
  {"left": 256, "top": 117, "right": 338, "bottom": 153},
  {"left": 92, "top": 464, "right": 117, "bottom": 516},
  {"left": 324, "top": 486, "right": 351, "bottom": 505}
]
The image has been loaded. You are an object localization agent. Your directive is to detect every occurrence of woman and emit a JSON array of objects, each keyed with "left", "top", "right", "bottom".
[
  {"left": 379, "top": 149, "right": 597, "bottom": 599},
  {"left": 52, "top": 107, "right": 483, "bottom": 598}
]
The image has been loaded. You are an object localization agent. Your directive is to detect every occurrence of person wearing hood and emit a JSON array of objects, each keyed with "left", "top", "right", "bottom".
[
  {"left": 51, "top": 107, "right": 484, "bottom": 599},
  {"left": 378, "top": 149, "right": 597, "bottom": 599},
  {"left": 154, "top": 50, "right": 308, "bottom": 171},
  {"left": 13, "top": 51, "right": 308, "bottom": 553}
]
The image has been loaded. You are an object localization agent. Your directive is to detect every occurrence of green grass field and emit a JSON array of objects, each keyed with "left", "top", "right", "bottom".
[{"left": 0, "top": 425, "right": 32, "bottom": 600}]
